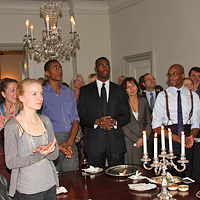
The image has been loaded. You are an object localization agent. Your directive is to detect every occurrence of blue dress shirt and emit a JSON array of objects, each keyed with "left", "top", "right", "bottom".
[{"left": 42, "top": 82, "right": 80, "bottom": 133}]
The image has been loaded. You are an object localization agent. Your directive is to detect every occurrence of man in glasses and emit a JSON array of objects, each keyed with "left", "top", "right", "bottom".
[
  {"left": 188, "top": 67, "right": 200, "bottom": 97},
  {"left": 141, "top": 73, "right": 159, "bottom": 159},
  {"left": 152, "top": 64, "right": 200, "bottom": 177},
  {"left": 141, "top": 73, "right": 158, "bottom": 113}
]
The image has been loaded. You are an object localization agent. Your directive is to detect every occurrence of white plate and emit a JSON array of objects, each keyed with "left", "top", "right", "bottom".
[
  {"left": 83, "top": 168, "right": 104, "bottom": 174},
  {"left": 128, "top": 183, "right": 157, "bottom": 191}
]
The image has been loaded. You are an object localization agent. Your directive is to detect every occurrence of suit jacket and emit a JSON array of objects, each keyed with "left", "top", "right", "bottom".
[
  {"left": 140, "top": 90, "right": 159, "bottom": 113},
  {"left": 122, "top": 97, "right": 152, "bottom": 143},
  {"left": 78, "top": 81, "right": 131, "bottom": 154},
  {"left": 122, "top": 97, "right": 152, "bottom": 164}
]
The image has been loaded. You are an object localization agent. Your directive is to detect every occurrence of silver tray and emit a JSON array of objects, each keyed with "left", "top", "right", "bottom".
[{"left": 105, "top": 165, "right": 138, "bottom": 176}]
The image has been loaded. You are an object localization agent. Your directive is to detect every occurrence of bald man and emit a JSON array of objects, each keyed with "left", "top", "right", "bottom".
[{"left": 152, "top": 64, "right": 200, "bottom": 177}]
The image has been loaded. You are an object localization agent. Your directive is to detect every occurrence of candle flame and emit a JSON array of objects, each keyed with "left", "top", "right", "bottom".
[
  {"left": 142, "top": 130, "right": 146, "bottom": 135},
  {"left": 30, "top": 24, "right": 34, "bottom": 30},
  {"left": 168, "top": 128, "right": 171, "bottom": 132},
  {"left": 46, "top": 15, "right": 49, "bottom": 22},
  {"left": 53, "top": 25, "right": 56, "bottom": 30},
  {"left": 70, "top": 16, "right": 74, "bottom": 22},
  {"left": 161, "top": 125, "right": 164, "bottom": 130},
  {"left": 26, "top": 19, "right": 29, "bottom": 27},
  {"left": 154, "top": 133, "right": 157, "bottom": 138},
  {"left": 181, "top": 131, "right": 185, "bottom": 135},
  {"left": 73, "top": 21, "right": 76, "bottom": 26}
]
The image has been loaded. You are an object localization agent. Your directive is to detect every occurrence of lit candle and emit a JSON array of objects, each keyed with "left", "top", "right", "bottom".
[
  {"left": 30, "top": 24, "right": 34, "bottom": 40},
  {"left": 154, "top": 133, "right": 158, "bottom": 159},
  {"left": 73, "top": 21, "right": 76, "bottom": 32},
  {"left": 168, "top": 128, "right": 173, "bottom": 152},
  {"left": 70, "top": 16, "right": 74, "bottom": 32},
  {"left": 181, "top": 131, "right": 185, "bottom": 155},
  {"left": 142, "top": 131, "right": 147, "bottom": 154},
  {"left": 25, "top": 19, "right": 29, "bottom": 36},
  {"left": 46, "top": 15, "right": 49, "bottom": 32},
  {"left": 161, "top": 125, "right": 165, "bottom": 149}
]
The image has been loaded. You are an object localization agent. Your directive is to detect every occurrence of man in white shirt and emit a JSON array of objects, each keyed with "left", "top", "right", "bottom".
[{"left": 152, "top": 64, "right": 200, "bottom": 176}]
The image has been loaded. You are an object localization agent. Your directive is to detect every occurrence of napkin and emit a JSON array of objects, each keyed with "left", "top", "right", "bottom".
[
  {"left": 128, "top": 183, "right": 156, "bottom": 191},
  {"left": 82, "top": 165, "right": 99, "bottom": 173},
  {"left": 128, "top": 170, "right": 145, "bottom": 180},
  {"left": 167, "top": 172, "right": 173, "bottom": 180},
  {"left": 56, "top": 186, "right": 68, "bottom": 194},
  {"left": 183, "top": 177, "right": 195, "bottom": 183}
]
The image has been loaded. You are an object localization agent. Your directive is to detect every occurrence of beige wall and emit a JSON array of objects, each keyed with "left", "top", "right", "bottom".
[
  {"left": 1, "top": 0, "right": 200, "bottom": 87},
  {"left": 0, "top": 1, "right": 111, "bottom": 85},
  {"left": 109, "top": 0, "right": 200, "bottom": 87}
]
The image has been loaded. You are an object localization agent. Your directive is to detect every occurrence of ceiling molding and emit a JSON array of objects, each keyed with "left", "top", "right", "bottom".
[
  {"left": 72, "top": 8, "right": 108, "bottom": 15},
  {"left": 108, "top": 0, "right": 146, "bottom": 15}
]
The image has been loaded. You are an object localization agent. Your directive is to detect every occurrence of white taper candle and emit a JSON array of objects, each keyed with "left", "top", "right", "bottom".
[{"left": 142, "top": 131, "right": 147, "bottom": 154}]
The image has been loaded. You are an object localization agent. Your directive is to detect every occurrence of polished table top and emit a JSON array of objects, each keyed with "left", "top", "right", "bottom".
[{"left": 57, "top": 165, "right": 200, "bottom": 200}]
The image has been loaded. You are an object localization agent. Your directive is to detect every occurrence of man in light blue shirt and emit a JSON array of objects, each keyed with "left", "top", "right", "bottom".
[{"left": 42, "top": 60, "right": 79, "bottom": 172}]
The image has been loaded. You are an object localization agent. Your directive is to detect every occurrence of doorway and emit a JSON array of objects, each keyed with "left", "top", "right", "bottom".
[
  {"left": 0, "top": 43, "right": 28, "bottom": 82},
  {"left": 123, "top": 51, "right": 154, "bottom": 81}
]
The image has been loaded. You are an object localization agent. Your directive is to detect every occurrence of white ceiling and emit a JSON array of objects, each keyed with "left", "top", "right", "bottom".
[{"left": 0, "top": 0, "right": 132, "bottom": 10}]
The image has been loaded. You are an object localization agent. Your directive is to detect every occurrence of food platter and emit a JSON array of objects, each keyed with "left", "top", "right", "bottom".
[
  {"left": 105, "top": 165, "right": 138, "bottom": 177},
  {"left": 151, "top": 176, "right": 182, "bottom": 184}
]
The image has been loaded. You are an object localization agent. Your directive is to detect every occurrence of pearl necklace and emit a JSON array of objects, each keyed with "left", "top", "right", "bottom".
[{"left": 20, "top": 112, "right": 46, "bottom": 165}]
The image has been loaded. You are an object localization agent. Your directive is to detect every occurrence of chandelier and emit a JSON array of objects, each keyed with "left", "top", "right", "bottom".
[{"left": 23, "top": 0, "right": 80, "bottom": 63}]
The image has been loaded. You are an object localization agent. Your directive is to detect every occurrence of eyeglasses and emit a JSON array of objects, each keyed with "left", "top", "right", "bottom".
[
  {"left": 144, "top": 78, "right": 156, "bottom": 82},
  {"left": 166, "top": 73, "right": 183, "bottom": 77}
]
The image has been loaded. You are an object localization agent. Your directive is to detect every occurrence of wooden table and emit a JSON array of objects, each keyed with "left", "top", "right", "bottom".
[{"left": 57, "top": 165, "right": 200, "bottom": 200}]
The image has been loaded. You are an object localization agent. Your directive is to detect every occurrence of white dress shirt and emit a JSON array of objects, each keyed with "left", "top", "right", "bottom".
[
  {"left": 94, "top": 79, "right": 117, "bottom": 128},
  {"left": 152, "top": 86, "right": 200, "bottom": 130},
  {"left": 96, "top": 79, "right": 110, "bottom": 102}
]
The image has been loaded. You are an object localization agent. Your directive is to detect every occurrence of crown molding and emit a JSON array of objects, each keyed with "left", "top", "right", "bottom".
[
  {"left": 108, "top": 0, "right": 146, "bottom": 15},
  {"left": 0, "top": 0, "right": 108, "bottom": 16}
]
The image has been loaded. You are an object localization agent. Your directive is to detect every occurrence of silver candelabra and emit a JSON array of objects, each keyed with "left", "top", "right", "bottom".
[{"left": 141, "top": 147, "right": 188, "bottom": 200}]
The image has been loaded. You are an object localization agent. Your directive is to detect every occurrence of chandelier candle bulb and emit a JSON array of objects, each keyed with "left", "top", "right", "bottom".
[
  {"left": 46, "top": 15, "right": 49, "bottom": 32},
  {"left": 168, "top": 128, "right": 173, "bottom": 152},
  {"left": 161, "top": 125, "right": 165, "bottom": 150},
  {"left": 26, "top": 19, "right": 29, "bottom": 36},
  {"left": 30, "top": 24, "right": 34, "bottom": 40},
  {"left": 142, "top": 131, "right": 147, "bottom": 154},
  {"left": 73, "top": 21, "right": 76, "bottom": 32},
  {"left": 154, "top": 133, "right": 158, "bottom": 159},
  {"left": 70, "top": 16, "right": 74, "bottom": 32},
  {"left": 181, "top": 131, "right": 185, "bottom": 155}
]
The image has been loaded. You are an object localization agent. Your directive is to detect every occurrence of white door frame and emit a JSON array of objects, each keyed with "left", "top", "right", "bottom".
[{"left": 123, "top": 51, "right": 155, "bottom": 79}]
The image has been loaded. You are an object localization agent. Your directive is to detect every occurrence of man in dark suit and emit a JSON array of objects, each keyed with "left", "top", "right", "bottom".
[
  {"left": 78, "top": 57, "right": 131, "bottom": 168},
  {"left": 141, "top": 73, "right": 159, "bottom": 159},
  {"left": 141, "top": 73, "right": 158, "bottom": 113}
]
